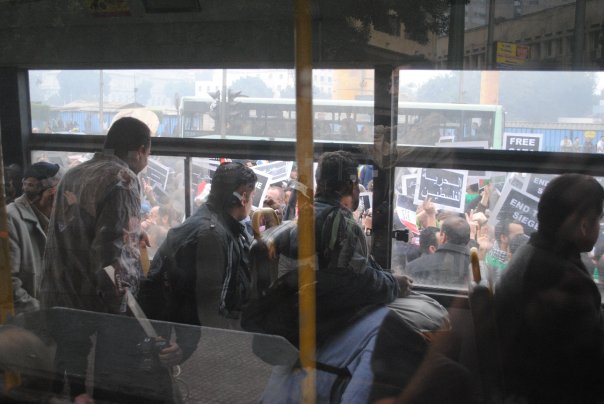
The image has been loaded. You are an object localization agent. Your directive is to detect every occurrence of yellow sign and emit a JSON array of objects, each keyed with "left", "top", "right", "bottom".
[
  {"left": 585, "top": 130, "right": 597, "bottom": 140},
  {"left": 496, "top": 42, "right": 530, "bottom": 67}
]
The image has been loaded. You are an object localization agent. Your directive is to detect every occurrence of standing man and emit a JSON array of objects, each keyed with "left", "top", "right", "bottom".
[
  {"left": 405, "top": 216, "right": 471, "bottom": 288},
  {"left": 145, "top": 162, "right": 257, "bottom": 330},
  {"left": 7, "top": 162, "right": 61, "bottom": 314},
  {"left": 40, "top": 117, "right": 180, "bottom": 403},
  {"left": 242, "top": 151, "right": 401, "bottom": 346},
  {"left": 495, "top": 174, "right": 604, "bottom": 403}
]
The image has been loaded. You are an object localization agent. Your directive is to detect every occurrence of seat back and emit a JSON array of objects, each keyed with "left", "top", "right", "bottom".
[{"left": 468, "top": 248, "right": 505, "bottom": 403}]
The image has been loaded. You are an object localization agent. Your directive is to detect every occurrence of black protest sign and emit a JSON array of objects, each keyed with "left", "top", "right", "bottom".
[
  {"left": 489, "top": 184, "right": 539, "bottom": 233},
  {"left": 503, "top": 133, "right": 543, "bottom": 152},
  {"left": 147, "top": 158, "right": 171, "bottom": 190},
  {"left": 414, "top": 168, "right": 467, "bottom": 213},
  {"left": 251, "top": 170, "right": 271, "bottom": 209},
  {"left": 524, "top": 174, "right": 556, "bottom": 199}
]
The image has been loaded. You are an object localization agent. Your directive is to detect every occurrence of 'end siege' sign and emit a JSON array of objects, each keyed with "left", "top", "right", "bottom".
[
  {"left": 503, "top": 133, "right": 543, "bottom": 152},
  {"left": 489, "top": 183, "right": 539, "bottom": 233}
]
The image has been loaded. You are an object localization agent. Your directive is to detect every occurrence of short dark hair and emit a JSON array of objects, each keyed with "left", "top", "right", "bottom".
[
  {"left": 104, "top": 117, "right": 151, "bottom": 158},
  {"left": 441, "top": 216, "right": 470, "bottom": 246},
  {"left": 209, "top": 162, "right": 257, "bottom": 208},
  {"left": 538, "top": 174, "right": 604, "bottom": 237},
  {"left": 419, "top": 226, "right": 440, "bottom": 254},
  {"left": 494, "top": 218, "right": 521, "bottom": 241},
  {"left": 315, "top": 151, "right": 358, "bottom": 196}
]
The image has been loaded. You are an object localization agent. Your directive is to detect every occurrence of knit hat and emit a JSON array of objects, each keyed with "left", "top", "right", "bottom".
[
  {"left": 23, "top": 162, "right": 60, "bottom": 180},
  {"left": 24, "top": 162, "right": 62, "bottom": 190}
]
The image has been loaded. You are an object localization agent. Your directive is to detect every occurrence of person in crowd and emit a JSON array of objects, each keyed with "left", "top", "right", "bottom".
[
  {"left": 495, "top": 174, "right": 604, "bottom": 404},
  {"left": 597, "top": 136, "right": 604, "bottom": 153},
  {"left": 7, "top": 162, "right": 61, "bottom": 315},
  {"left": 405, "top": 216, "right": 471, "bottom": 287},
  {"left": 263, "top": 184, "right": 285, "bottom": 220},
  {"left": 573, "top": 136, "right": 582, "bottom": 152},
  {"left": 418, "top": 226, "right": 440, "bottom": 256},
  {"left": 4, "top": 163, "right": 23, "bottom": 204},
  {"left": 242, "top": 150, "right": 402, "bottom": 346},
  {"left": 584, "top": 137, "right": 597, "bottom": 153},
  {"left": 145, "top": 162, "right": 257, "bottom": 330},
  {"left": 39, "top": 117, "right": 182, "bottom": 404},
  {"left": 485, "top": 218, "right": 524, "bottom": 283},
  {"left": 560, "top": 135, "right": 573, "bottom": 152},
  {"left": 508, "top": 232, "right": 529, "bottom": 257}
]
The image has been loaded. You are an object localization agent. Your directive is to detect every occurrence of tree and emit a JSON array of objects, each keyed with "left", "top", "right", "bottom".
[
  {"left": 416, "top": 71, "right": 480, "bottom": 103},
  {"left": 415, "top": 71, "right": 596, "bottom": 122},
  {"left": 230, "top": 76, "right": 273, "bottom": 98},
  {"left": 317, "top": 0, "right": 453, "bottom": 60},
  {"left": 56, "top": 70, "right": 110, "bottom": 104},
  {"left": 164, "top": 80, "right": 195, "bottom": 100},
  {"left": 499, "top": 71, "right": 596, "bottom": 121}
]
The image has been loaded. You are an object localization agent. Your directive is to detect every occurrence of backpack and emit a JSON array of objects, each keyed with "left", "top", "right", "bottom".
[{"left": 139, "top": 221, "right": 201, "bottom": 327}]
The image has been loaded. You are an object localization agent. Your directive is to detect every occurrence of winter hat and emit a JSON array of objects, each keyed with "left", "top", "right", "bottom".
[{"left": 23, "top": 162, "right": 60, "bottom": 180}]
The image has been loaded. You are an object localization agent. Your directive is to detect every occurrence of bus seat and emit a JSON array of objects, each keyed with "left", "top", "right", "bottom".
[{"left": 468, "top": 249, "right": 506, "bottom": 403}]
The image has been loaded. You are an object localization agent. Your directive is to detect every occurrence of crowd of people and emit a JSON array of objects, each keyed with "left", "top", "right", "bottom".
[{"left": 3, "top": 116, "right": 604, "bottom": 403}]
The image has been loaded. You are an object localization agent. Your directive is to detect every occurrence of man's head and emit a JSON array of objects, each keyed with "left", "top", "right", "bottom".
[
  {"left": 209, "top": 162, "right": 258, "bottom": 220},
  {"left": 538, "top": 174, "right": 604, "bottom": 252},
  {"left": 22, "top": 162, "right": 61, "bottom": 201},
  {"left": 494, "top": 219, "right": 525, "bottom": 250},
  {"left": 419, "top": 226, "right": 440, "bottom": 255},
  {"left": 440, "top": 216, "right": 471, "bottom": 246},
  {"left": 103, "top": 117, "right": 151, "bottom": 174},
  {"left": 316, "top": 151, "right": 359, "bottom": 210}
]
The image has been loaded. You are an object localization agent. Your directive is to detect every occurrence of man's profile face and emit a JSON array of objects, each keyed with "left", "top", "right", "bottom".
[
  {"left": 508, "top": 223, "right": 525, "bottom": 240},
  {"left": 22, "top": 177, "right": 42, "bottom": 200},
  {"left": 129, "top": 143, "right": 151, "bottom": 174}
]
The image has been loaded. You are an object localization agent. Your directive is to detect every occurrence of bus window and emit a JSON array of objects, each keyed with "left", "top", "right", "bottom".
[
  {"left": 31, "top": 151, "right": 186, "bottom": 259},
  {"left": 390, "top": 166, "right": 604, "bottom": 298}
]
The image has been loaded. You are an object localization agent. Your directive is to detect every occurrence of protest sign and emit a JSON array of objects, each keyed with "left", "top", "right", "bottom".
[
  {"left": 402, "top": 174, "right": 418, "bottom": 197},
  {"left": 147, "top": 158, "right": 171, "bottom": 190},
  {"left": 253, "top": 161, "right": 293, "bottom": 184},
  {"left": 488, "top": 183, "right": 539, "bottom": 233},
  {"left": 523, "top": 173, "right": 556, "bottom": 199},
  {"left": 503, "top": 133, "right": 543, "bottom": 152},
  {"left": 360, "top": 192, "right": 372, "bottom": 211},
  {"left": 414, "top": 168, "right": 468, "bottom": 213},
  {"left": 251, "top": 170, "right": 272, "bottom": 209}
]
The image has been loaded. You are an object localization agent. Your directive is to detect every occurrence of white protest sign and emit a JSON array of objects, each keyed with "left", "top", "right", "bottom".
[
  {"left": 413, "top": 168, "right": 468, "bottom": 213},
  {"left": 253, "top": 161, "right": 293, "bottom": 184}
]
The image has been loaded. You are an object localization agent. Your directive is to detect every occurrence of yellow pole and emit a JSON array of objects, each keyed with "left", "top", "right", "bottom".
[
  {"left": 0, "top": 137, "right": 21, "bottom": 391},
  {"left": 295, "top": 0, "right": 316, "bottom": 402}
]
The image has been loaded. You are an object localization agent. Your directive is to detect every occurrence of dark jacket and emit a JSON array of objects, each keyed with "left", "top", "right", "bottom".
[
  {"left": 242, "top": 195, "right": 398, "bottom": 346},
  {"left": 405, "top": 242, "right": 470, "bottom": 288},
  {"left": 495, "top": 233, "right": 604, "bottom": 404},
  {"left": 144, "top": 201, "right": 251, "bottom": 330}
]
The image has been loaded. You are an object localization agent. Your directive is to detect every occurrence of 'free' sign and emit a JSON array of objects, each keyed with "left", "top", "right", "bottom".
[{"left": 503, "top": 133, "right": 543, "bottom": 152}]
